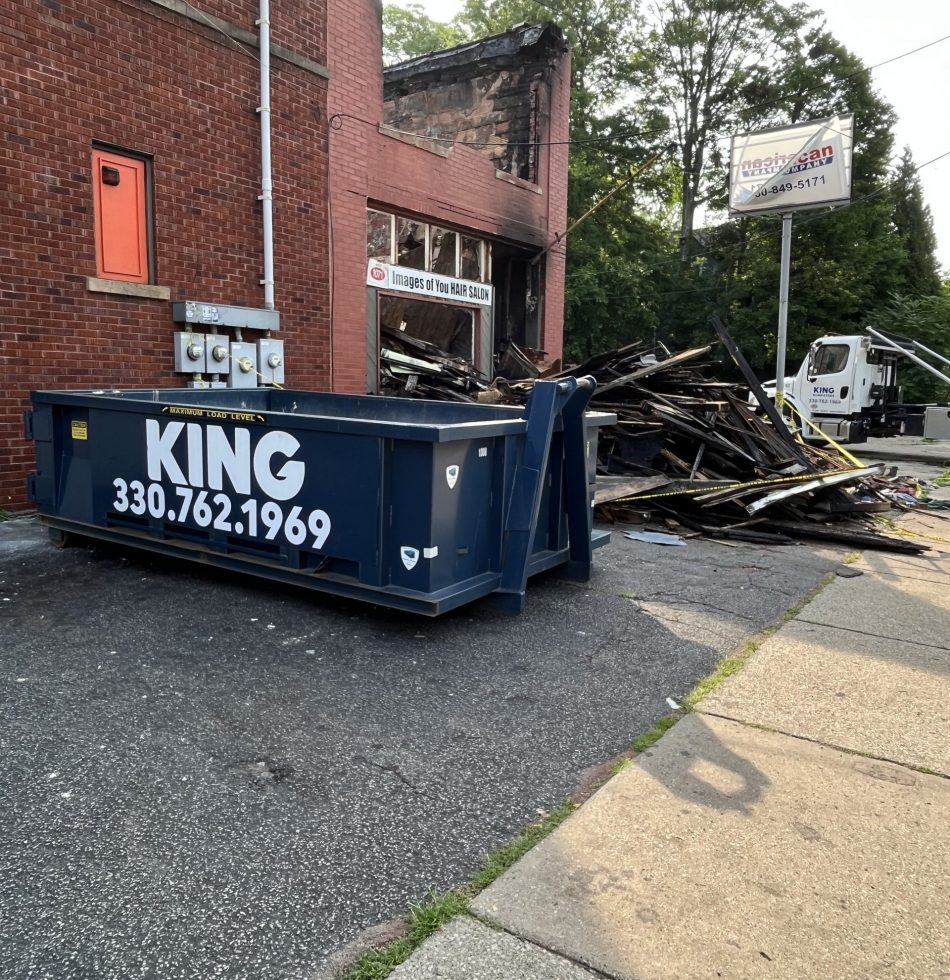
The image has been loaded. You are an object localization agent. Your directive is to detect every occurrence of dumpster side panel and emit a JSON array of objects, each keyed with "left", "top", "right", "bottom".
[
  {"left": 35, "top": 398, "right": 386, "bottom": 580},
  {"left": 29, "top": 386, "right": 612, "bottom": 615},
  {"left": 428, "top": 439, "right": 504, "bottom": 590}
]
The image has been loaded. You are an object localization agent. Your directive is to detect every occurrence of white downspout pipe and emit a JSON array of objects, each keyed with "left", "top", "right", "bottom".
[{"left": 258, "top": 0, "right": 275, "bottom": 310}]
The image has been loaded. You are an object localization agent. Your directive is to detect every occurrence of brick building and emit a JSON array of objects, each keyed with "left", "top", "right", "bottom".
[
  {"left": 1, "top": 0, "right": 570, "bottom": 511},
  {"left": 1, "top": 0, "right": 331, "bottom": 510},
  {"left": 327, "top": 12, "right": 571, "bottom": 393}
]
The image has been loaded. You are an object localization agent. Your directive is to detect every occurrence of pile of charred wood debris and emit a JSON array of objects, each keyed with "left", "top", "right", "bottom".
[{"left": 380, "top": 319, "right": 933, "bottom": 553}]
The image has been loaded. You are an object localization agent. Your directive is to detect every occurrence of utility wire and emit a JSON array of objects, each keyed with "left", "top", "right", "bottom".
[
  {"left": 179, "top": 0, "right": 261, "bottom": 62},
  {"left": 563, "top": 147, "right": 950, "bottom": 300},
  {"left": 332, "top": 32, "right": 950, "bottom": 151}
]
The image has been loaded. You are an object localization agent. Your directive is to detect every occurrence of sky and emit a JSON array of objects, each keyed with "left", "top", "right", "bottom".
[{"left": 393, "top": 0, "right": 950, "bottom": 273}]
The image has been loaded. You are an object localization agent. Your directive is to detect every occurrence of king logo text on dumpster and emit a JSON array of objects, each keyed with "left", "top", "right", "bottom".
[{"left": 109, "top": 418, "right": 332, "bottom": 551}]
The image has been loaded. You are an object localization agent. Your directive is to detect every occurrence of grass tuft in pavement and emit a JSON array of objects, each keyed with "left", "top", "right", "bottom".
[
  {"left": 346, "top": 891, "right": 469, "bottom": 980},
  {"left": 467, "top": 800, "right": 576, "bottom": 894},
  {"left": 346, "top": 573, "right": 839, "bottom": 978},
  {"left": 345, "top": 802, "right": 577, "bottom": 979}
]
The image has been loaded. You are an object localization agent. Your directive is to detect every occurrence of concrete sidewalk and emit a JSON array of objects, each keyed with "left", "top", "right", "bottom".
[
  {"left": 389, "top": 510, "right": 950, "bottom": 979},
  {"left": 857, "top": 435, "right": 950, "bottom": 467}
]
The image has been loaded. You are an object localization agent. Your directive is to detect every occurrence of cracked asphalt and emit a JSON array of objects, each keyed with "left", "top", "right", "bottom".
[{"left": 0, "top": 517, "right": 844, "bottom": 979}]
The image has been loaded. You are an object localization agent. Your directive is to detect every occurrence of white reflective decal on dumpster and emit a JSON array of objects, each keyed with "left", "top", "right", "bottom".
[
  {"left": 445, "top": 465, "right": 459, "bottom": 489},
  {"left": 400, "top": 546, "right": 419, "bottom": 570}
]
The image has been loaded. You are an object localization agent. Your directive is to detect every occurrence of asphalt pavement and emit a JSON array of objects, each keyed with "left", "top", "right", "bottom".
[{"left": 1, "top": 516, "right": 844, "bottom": 979}]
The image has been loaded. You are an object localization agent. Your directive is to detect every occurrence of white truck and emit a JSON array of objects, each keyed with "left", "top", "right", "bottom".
[{"left": 759, "top": 328, "right": 950, "bottom": 444}]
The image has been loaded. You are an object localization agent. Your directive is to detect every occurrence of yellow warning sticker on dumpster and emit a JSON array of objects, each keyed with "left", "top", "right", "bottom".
[{"left": 71, "top": 420, "right": 88, "bottom": 441}]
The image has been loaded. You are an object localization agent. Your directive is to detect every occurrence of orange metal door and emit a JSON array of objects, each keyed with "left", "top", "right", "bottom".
[{"left": 93, "top": 150, "right": 148, "bottom": 283}]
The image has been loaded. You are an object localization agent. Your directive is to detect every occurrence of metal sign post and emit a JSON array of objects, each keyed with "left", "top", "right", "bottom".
[{"left": 775, "top": 212, "right": 793, "bottom": 403}]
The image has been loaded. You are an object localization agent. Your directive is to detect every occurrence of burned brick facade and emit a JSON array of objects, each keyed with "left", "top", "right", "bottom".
[
  {"left": 328, "top": 10, "right": 571, "bottom": 393},
  {"left": 382, "top": 25, "right": 567, "bottom": 185}
]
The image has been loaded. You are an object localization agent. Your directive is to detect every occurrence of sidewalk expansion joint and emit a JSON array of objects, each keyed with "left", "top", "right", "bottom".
[
  {"left": 794, "top": 616, "right": 950, "bottom": 652},
  {"left": 695, "top": 707, "right": 949, "bottom": 781},
  {"left": 465, "top": 912, "right": 621, "bottom": 980}
]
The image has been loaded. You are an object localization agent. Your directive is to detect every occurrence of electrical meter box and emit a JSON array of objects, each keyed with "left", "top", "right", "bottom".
[
  {"left": 173, "top": 332, "right": 207, "bottom": 373},
  {"left": 228, "top": 342, "right": 258, "bottom": 389},
  {"left": 257, "top": 339, "right": 285, "bottom": 385},
  {"left": 205, "top": 334, "right": 230, "bottom": 374}
]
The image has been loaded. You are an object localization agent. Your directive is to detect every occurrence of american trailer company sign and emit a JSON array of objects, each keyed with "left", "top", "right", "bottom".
[{"left": 729, "top": 114, "right": 854, "bottom": 215}]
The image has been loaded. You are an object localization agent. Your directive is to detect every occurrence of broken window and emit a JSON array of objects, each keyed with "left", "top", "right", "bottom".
[
  {"left": 430, "top": 227, "right": 458, "bottom": 277},
  {"left": 367, "top": 209, "right": 489, "bottom": 281},
  {"left": 396, "top": 218, "right": 426, "bottom": 269},
  {"left": 367, "top": 210, "right": 393, "bottom": 262},
  {"left": 461, "top": 237, "right": 485, "bottom": 282},
  {"left": 379, "top": 296, "right": 476, "bottom": 362}
]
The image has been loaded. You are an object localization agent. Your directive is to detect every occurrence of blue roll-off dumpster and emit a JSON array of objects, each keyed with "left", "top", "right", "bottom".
[{"left": 26, "top": 379, "right": 613, "bottom": 615}]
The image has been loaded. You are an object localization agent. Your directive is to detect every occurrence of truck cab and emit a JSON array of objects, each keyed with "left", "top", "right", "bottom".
[{"left": 760, "top": 334, "right": 905, "bottom": 443}]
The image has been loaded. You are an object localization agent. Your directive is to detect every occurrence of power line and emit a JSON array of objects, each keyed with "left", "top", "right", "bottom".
[
  {"left": 563, "top": 147, "right": 950, "bottom": 300},
  {"left": 333, "top": 31, "right": 950, "bottom": 151}
]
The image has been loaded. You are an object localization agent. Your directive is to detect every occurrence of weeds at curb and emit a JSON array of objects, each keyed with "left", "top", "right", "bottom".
[
  {"left": 345, "top": 574, "right": 838, "bottom": 977},
  {"left": 345, "top": 802, "right": 577, "bottom": 979},
  {"left": 346, "top": 891, "right": 469, "bottom": 980}
]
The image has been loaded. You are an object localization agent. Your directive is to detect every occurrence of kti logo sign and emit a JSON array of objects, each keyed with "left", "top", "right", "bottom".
[{"left": 369, "top": 266, "right": 386, "bottom": 282}]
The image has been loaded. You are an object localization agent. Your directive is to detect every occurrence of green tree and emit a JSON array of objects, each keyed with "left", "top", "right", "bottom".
[
  {"left": 454, "top": 0, "right": 680, "bottom": 357},
  {"left": 891, "top": 147, "right": 942, "bottom": 295},
  {"left": 868, "top": 289, "right": 950, "bottom": 402},
  {"left": 661, "top": 26, "right": 909, "bottom": 378},
  {"left": 382, "top": 3, "right": 465, "bottom": 64},
  {"left": 630, "top": 0, "right": 811, "bottom": 261}
]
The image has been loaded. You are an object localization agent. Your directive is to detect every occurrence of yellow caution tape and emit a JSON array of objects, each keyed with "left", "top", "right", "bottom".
[
  {"left": 872, "top": 516, "right": 950, "bottom": 546},
  {"left": 779, "top": 396, "right": 865, "bottom": 468}
]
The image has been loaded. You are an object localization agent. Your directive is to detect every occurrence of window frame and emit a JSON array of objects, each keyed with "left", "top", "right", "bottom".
[{"left": 366, "top": 208, "right": 492, "bottom": 283}]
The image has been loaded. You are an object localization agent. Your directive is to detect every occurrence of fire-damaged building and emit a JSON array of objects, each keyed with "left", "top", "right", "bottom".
[
  {"left": 1, "top": 0, "right": 571, "bottom": 510},
  {"left": 327, "top": 17, "right": 571, "bottom": 392}
]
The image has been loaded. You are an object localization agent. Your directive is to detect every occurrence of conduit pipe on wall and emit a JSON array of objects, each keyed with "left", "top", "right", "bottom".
[{"left": 258, "top": 0, "right": 275, "bottom": 310}]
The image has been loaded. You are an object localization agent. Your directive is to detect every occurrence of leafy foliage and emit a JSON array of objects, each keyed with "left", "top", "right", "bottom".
[
  {"left": 891, "top": 147, "right": 943, "bottom": 295},
  {"left": 631, "top": 0, "right": 813, "bottom": 258},
  {"left": 382, "top": 3, "right": 465, "bottom": 64},
  {"left": 378, "top": 0, "right": 946, "bottom": 387},
  {"left": 868, "top": 289, "right": 950, "bottom": 403}
]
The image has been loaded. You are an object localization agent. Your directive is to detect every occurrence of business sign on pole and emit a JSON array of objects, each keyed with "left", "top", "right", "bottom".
[
  {"left": 366, "top": 261, "right": 494, "bottom": 307},
  {"left": 728, "top": 114, "right": 854, "bottom": 215}
]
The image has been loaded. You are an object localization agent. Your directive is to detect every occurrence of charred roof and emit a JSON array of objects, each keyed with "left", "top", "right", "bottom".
[{"left": 383, "top": 22, "right": 568, "bottom": 91}]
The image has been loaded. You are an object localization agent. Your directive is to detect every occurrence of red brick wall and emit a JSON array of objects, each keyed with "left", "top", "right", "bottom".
[
  {"left": 327, "top": 0, "right": 570, "bottom": 391},
  {"left": 0, "top": 0, "right": 329, "bottom": 510}
]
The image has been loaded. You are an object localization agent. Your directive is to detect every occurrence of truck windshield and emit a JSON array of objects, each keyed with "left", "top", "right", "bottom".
[{"left": 810, "top": 344, "right": 849, "bottom": 375}]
